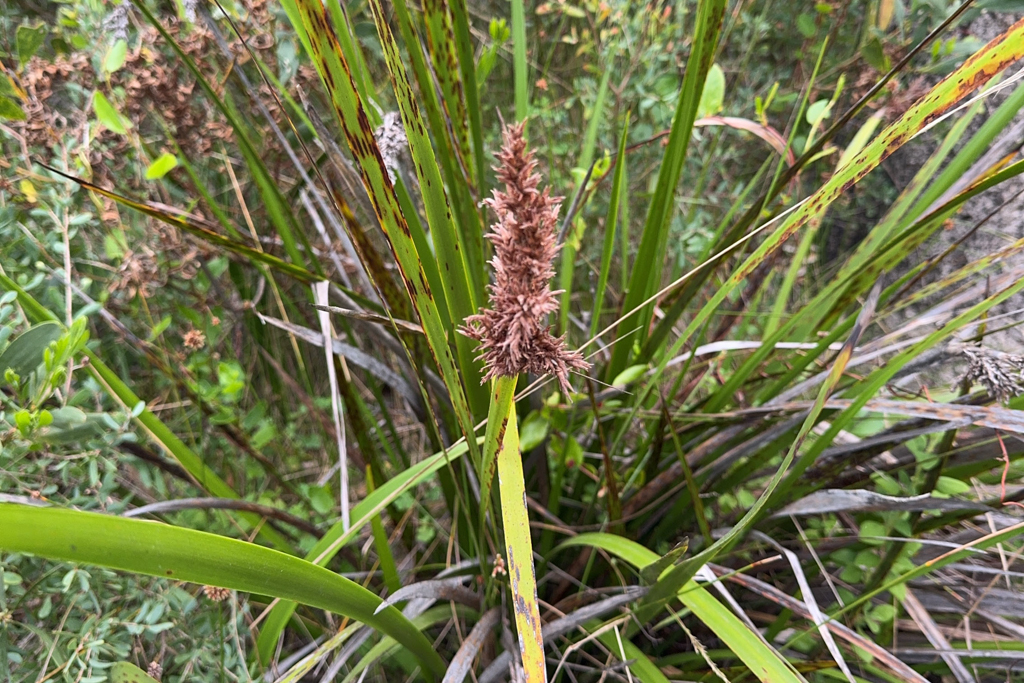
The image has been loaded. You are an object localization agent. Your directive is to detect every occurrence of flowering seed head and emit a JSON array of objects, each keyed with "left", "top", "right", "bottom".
[{"left": 459, "top": 123, "right": 590, "bottom": 395}]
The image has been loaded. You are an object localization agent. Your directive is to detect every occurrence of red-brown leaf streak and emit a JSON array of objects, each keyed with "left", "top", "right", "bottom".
[
  {"left": 422, "top": 0, "right": 471, "bottom": 166},
  {"left": 365, "top": 0, "right": 486, "bottom": 418},
  {"left": 365, "top": 0, "right": 468, "bottom": 298},
  {"left": 298, "top": 0, "right": 478, "bottom": 452}
]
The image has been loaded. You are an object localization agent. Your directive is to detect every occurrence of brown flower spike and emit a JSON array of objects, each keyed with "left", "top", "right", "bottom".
[{"left": 460, "top": 123, "right": 589, "bottom": 395}]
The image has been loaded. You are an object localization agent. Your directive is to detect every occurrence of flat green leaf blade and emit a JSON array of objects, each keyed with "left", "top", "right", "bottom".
[
  {"left": 110, "top": 662, "right": 160, "bottom": 683},
  {"left": 0, "top": 504, "right": 447, "bottom": 680},
  {"left": 0, "top": 322, "right": 62, "bottom": 378},
  {"left": 42, "top": 166, "right": 318, "bottom": 284},
  {"left": 494, "top": 387, "right": 545, "bottom": 682},
  {"left": 256, "top": 437, "right": 473, "bottom": 663},
  {"left": 559, "top": 534, "right": 804, "bottom": 683},
  {"left": 422, "top": 0, "right": 474, "bottom": 182}
]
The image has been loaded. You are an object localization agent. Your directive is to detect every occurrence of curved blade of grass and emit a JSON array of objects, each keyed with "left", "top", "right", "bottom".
[
  {"left": 39, "top": 165, "right": 318, "bottom": 284},
  {"left": 557, "top": 534, "right": 804, "bottom": 683},
  {"left": 293, "top": 0, "right": 480, "bottom": 465},
  {"left": 255, "top": 437, "right": 473, "bottom": 663},
  {"left": 606, "top": 0, "right": 727, "bottom": 378},
  {"left": 364, "top": 0, "right": 487, "bottom": 416},
  {"left": 492, "top": 379, "right": 544, "bottom": 682},
  {"left": 0, "top": 274, "right": 293, "bottom": 551},
  {"left": 0, "top": 504, "right": 447, "bottom": 681},
  {"left": 343, "top": 606, "right": 477, "bottom": 683},
  {"left": 595, "top": 629, "right": 672, "bottom": 683}
]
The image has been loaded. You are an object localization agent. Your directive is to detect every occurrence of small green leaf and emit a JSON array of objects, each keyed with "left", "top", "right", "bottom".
[
  {"left": 805, "top": 98, "right": 832, "bottom": 125},
  {"left": 93, "top": 91, "right": 129, "bottom": 135},
  {"left": 859, "top": 520, "right": 886, "bottom": 545},
  {"left": 110, "top": 662, "right": 161, "bottom": 683},
  {"left": 862, "top": 36, "right": 889, "bottom": 72},
  {"left": 104, "top": 39, "right": 128, "bottom": 74},
  {"left": 935, "top": 476, "right": 971, "bottom": 495},
  {"left": 14, "top": 410, "right": 31, "bottom": 432},
  {"left": 796, "top": 13, "right": 816, "bottom": 37},
  {"left": 37, "top": 409, "right": 53, "bottom": 428},
  {"left": 47, "top": 406, "right": 87, "bottom": 429},
  {"left": 309, "top": 485, "right": 334, "bottom": 514},
  {"left": 696, "top": 63, "right": 725, "bottom": 119},
  {"left": 0, "top": 322, "right": 62, "bottom": 378},
  {"left": 611, "top": 364, "right": 647, "bottom": 388},
  {"left": 0, "top": 96, "right": 26, "bottom": 121},
  {"left": 149, "top": 315, "right": 172, "bottom": 340},
  {"left": 518, "top": 411, "right": 550, "bottom": 452},
  {"left": 144, "top": 152, "right": 178, "bottom": 180},
  {"left": 16, "top": 23, "right": 48, "bottom": 66}
]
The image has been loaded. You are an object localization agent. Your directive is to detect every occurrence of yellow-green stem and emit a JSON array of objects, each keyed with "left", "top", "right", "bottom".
[{"left": 493, "top": 378, "right": 545, "bottom": 681}]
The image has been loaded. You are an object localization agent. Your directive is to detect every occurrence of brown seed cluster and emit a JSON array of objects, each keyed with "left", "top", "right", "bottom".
[
  {"left": 460, "top": 123, "right": 589, "bottom": 395},
  {"left": 203, "top": 585, "right": 231, "bottom": 602},
  {"left": 960, "top": 343, "right": 1024, "bottom": 403},
  {"left": 183, "top": 328, "right": 206, "bottom": 351}
]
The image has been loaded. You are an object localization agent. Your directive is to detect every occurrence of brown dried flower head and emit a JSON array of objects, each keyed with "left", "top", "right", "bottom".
[
  {"left": 460, "top": 123, "right": 590, "bottom": 395},
  {"left": 959, "top": 343, "right": 1024, "bottom": 402},
  {"left": 183, "top": 328, "right": 206, "bottom": 351},
  {"left": 203, "top": 585, "right": 231, "bottom": 602}
]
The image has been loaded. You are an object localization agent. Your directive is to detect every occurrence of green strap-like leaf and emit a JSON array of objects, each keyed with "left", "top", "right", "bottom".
[
  {"left": 422, "top": 0, "right": 474, "bottom": 184},
  {"left": 557, "top": 534, "right": 803, "bottom": 683},
  {"left": 0, "top": 504, "right": 447, "bottom": 680},
  {"left": 256, "top": 437, "right": 473, "bottom": 663},
  {"left": 492, "top": 381, "right": 545, "bottom": 682}
]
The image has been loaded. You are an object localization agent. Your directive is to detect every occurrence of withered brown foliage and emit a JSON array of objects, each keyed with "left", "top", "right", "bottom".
[{"left": 460, "top": 123, "right": 589, "bottom": 395}]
